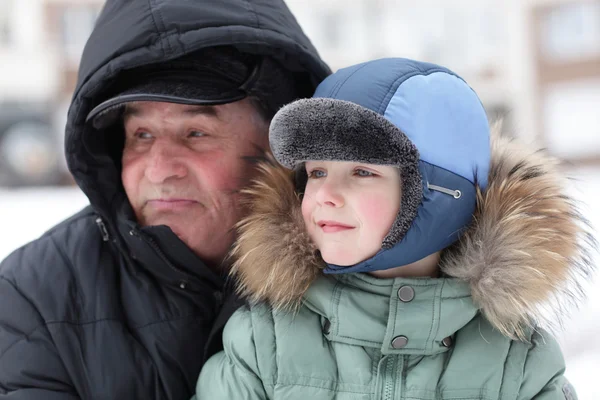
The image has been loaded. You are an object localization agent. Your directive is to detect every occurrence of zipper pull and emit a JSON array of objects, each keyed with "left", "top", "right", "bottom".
[
  {"left": 95, "top": 217, "right": 110, "bottom": 241},
  {"left": 427, "top": 183, "right": 462, "bottom": 199}
]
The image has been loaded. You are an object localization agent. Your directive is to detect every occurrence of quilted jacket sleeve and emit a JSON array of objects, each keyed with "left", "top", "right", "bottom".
[
  {"left": 0, "top": 261, "right": 78, "bottom": 399},
  {"left": 193, "top": 307, "right": 269, "bottom": 400},
  {"left": 518, "top": 330, "right": 577, "bottom": 400}
]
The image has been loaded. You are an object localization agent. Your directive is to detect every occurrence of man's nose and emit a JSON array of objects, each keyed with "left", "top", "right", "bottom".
[
  {"left": 144, "top": 140, "right": 188, "bottom": 183},
  {"left": 315, "top": 179, "right": 345, "bottom": 207}
]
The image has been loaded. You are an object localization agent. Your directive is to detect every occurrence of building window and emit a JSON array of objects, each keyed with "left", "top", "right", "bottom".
[
  {"left": 540, "top": 1, "right": 600, "bottom": 62},
  {"left": 60, "top": 5, "right": 100, "bottom": 63},
  {"left": 0, "top": 0, "right": 14, "bottom": 46}
]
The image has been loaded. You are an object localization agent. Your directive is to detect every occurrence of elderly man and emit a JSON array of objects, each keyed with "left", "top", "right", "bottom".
[{"left": 0, "top": 0, "right": 330, "bottom": 398}]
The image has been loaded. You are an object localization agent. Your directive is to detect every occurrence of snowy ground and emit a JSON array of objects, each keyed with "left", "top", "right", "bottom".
[{"left": 0, "top": 169, "right": 599, "bottom": 398}]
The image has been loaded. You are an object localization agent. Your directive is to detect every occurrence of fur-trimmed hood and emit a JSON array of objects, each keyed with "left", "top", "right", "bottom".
[{"left": 229, "top": 125, "right": 596, "bottom": 340}]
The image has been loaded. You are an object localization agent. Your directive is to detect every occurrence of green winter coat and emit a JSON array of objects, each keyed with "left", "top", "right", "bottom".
[{"left": 195, "top": 128, "right": 590, "bottom": 399}]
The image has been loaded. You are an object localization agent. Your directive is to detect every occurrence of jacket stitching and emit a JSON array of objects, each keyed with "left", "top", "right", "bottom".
[
  {"left": 146, "top": 0, "right": 167, "bottom": 57},
  {"left": 75, "top": 25, "right": 314, "bottom": 109},
  {"left": 331, "top": 280, "right": 343, "bottom": 336},
  {"left": 244, "top": 0, "right": 261, "bottom": 30},
  {"left": 0, "top": 278, "right": 48, "bottom": 361},
  {"left": 425, "top": 281, "right": 442, "bottom": 351},
  {"left": 48, "top": 235, "right": 86, "bottom": 319},
  {"left": 273, "top": 378, "right": 370, "bottom": 393},
  {"left": 43, "top": 313, "right": 205, "bottom": 330},
  {"left": 150, "top": 0, "right": 173, "bottom": 55},
  {"left": 331, "top": 63, "right": 370, "bottom": 98}
]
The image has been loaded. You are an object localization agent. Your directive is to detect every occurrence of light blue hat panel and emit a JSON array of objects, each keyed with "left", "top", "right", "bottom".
[
  {"left": 383, "top": 72, "right": 490, "bottom": 189},
  {"left": 314, "top": 58, "right": 452, "bottom": 116}
]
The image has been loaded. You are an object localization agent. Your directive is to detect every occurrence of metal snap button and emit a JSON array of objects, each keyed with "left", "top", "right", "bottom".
[
  {"left": 323, "top": 318, "right": 331, "bottom": 335},
  {"left": 441, "top": 336, "right": 453, "bottom": 348},
  {"left": 391, "top": 335, "right": 408, "bottom": 349},
  {"left": 397, "top": 286, "right": 415, "bottom": 302}
]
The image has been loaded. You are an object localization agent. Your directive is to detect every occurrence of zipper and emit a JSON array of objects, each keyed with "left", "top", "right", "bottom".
[
  {"left": 95, "top": 217, "right": 110, "bottom": 242},
  {"left": 129, "top": 228, "right": 190, "bottom": 289},
  {"left": 427, "top": 183, "right": 462, "bottom": 199},
  {"left": 383, "top": 356, "right": 394, "bottom": 400}
]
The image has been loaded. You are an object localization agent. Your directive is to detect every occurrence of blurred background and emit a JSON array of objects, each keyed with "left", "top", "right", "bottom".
[{"left": 0, "top": 0, "right": 599, "bottom": 396}]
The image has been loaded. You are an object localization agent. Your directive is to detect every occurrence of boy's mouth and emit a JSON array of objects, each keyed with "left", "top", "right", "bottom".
[{"left": 317, "top": 220, "right": 355, "bottom": 233}]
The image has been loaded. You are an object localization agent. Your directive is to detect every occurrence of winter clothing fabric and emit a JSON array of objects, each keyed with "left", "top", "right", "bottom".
[
  {"left": 0, "top": 0, "right": 330, "bottom": 399},
  {"left": 273, "top": 58, "right": 491, "bottom": 273},
  {"left": 196, "top": 124, "right": 593, "bottom": 399},
  {"left": 88, "top": 46, "right": 300, "bottom": 129}
]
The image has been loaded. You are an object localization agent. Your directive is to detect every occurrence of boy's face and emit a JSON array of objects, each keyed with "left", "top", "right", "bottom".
[{"left": 301, "top": 161, "right": 401, "bottom": 266}]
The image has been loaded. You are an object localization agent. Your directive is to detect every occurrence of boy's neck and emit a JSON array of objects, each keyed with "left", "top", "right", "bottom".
[{"left": 368, "top": 253, "right": 441, "bottom": 279}]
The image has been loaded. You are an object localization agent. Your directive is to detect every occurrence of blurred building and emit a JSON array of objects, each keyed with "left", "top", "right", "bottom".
[
  {"left": 0, "top": 0, "right": 103, "bottom": 185},
  {"left": 287, "top": 0, "right": 600, "bottom": 164},
  {"left": 0, "top": 0, "right": 598, "bottom": 186}
]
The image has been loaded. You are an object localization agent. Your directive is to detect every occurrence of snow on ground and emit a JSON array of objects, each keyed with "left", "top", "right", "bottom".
[{"left": 0, "top": 169, "right": 599, "bottom": 398}]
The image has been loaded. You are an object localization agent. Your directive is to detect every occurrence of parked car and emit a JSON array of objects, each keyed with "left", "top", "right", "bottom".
[{"left": 0, "top": 102, "right": 63, "bottom": 186}]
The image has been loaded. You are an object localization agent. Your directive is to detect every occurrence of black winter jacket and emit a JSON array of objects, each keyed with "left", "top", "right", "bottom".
[{"left": 0, "top": 0, "right": 330, "bottom": 398}]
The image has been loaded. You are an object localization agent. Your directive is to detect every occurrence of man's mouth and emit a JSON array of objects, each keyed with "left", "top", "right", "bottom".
[
  {"left": 146, "top": 198, "right": 198, "bottom": 210},
  {"left": 317, "top": 220, "right": 355, "bottom": 233}
]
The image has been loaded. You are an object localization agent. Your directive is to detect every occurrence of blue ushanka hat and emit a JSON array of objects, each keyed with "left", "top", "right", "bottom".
[{"left": 269, "top": 58, "right": 491, "bottom": 274}]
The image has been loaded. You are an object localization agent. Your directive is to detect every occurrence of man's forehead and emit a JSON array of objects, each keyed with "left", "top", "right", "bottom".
[{"left": 123, "top": 102, "right": 220, "bottom": 121}]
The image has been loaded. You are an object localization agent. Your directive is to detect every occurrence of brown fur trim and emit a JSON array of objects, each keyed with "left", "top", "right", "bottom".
[
  {"left": 230, "top": 124, "right": 596, "bottom": 339},
  {"left": 229, "top": 154, "right": 325, "bottom": 310},
  {"left": 440, "top": 122, "right": 596, "bottom": 340}
]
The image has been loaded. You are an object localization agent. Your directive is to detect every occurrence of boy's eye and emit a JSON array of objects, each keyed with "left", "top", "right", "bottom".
[
  {"left": 355, "top": 168, "right": 374, "bottom": 177},
  {"left": 307, "top": 169, "right": 327, "bottom": 179}
]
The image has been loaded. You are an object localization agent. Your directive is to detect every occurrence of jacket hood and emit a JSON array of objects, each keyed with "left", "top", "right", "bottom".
[
  {"left": 65, "top": 0, "right": 331, "bottom": 224},
  {"left": 229, "top": 124, "right": 596, "bottom": 340}
]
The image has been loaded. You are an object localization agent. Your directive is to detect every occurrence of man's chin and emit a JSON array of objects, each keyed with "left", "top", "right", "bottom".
[{"left": 140, "top": 211, "right": 188, "bottom": 233}]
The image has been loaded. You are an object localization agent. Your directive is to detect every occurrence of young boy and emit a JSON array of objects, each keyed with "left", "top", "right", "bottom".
[{"left": 195, "top": 58, "right": 592, "bottom": 399}]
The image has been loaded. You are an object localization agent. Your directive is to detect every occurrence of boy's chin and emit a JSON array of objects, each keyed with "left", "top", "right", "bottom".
[{"left": 320, "top": 248, "right": 372, "bottom": 267}]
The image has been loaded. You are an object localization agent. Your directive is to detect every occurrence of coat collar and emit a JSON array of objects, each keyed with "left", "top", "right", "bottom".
[{"left": 303, "top": 274, "right": 476, "bottom": 355}]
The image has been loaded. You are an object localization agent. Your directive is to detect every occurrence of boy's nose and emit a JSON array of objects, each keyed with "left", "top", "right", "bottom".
[{"left": 315, "top": 180, "right": 345, "bottom": 207}]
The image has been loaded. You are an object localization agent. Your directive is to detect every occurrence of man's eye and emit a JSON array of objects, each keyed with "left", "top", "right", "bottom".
[
  {"left": 188, "top": 131, "right": 206, "bottom": 138},
  {"left": 136, "top": 131, "right": 153, "bottom": 139},
  {"left": 355, "top": 169, "right": 374, "bottom": 177},
  {"left": 307, "top": 169, "right": 326, "bottom": 179}
]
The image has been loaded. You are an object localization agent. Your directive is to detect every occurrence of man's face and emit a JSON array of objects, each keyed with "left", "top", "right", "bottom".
[
  {"left": 301, "top": 161, "right": 401, "bottom": 266},
  {"left": 121, "top": 100, "right": 269, "bottom": 266}
]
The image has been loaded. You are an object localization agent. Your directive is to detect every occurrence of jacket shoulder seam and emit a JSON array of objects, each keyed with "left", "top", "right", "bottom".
[{"left": 40, "top": 208, "right": 97, "bottom": 238}]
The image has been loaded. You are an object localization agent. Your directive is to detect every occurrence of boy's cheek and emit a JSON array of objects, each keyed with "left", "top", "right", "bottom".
[{"left": 359, "top": 197, "right": 398, "bottom": 226}]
